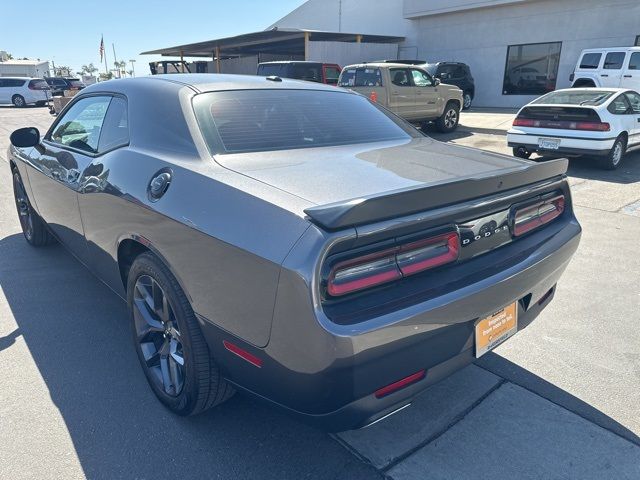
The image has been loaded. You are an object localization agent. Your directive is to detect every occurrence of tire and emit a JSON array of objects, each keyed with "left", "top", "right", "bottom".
[
  {"left": 436, "top": 101, "right": 460, "bottom": 133},
  {"left": 512, "top": 146, "right": 532, "bottom": 159},
  {"left": 12, "top": 95, "right": 26, "bottom": 108},
  {"left": 127, "top": 252, "right": 234, "bottom": 416},
  {"left": 572, "top": 80, "right": 596, "bottom": 88},
  {"left": 463, "top": 91, "right": 473, "bottom": 110},
  {"left": 599, "top": 135, "right": 626, "bottom": 170},
  {"left": 12, "top": 169, "right": 55, "bottom": 246},
  {"left": 36, "top": 101, "right": 46, "bottom": 107}
]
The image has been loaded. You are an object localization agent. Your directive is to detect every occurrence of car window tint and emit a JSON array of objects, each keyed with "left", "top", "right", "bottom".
[
  {"left": 324, "top": 66, "right": 341, "bottom": 85},
  {"left": 579, "top": 53, "right": 602, "bottom": 69},
  {"left": 98, "top": 97, "right": 129, "bottom": 152},
  {"left": 50, "top": 96, "right": 111, "bottom": 153},
  {"left": 603, "top": 52, "right": 625, "bottom": 70},
  {"left": 258, "top": 64, "right": 283, "bottom": 77},
  {"left": 338, "top": 68, "right": 383, "bottom": 87},
  {"left": 625, "top": 92, "right": 640, "bottom": 113},
  {"left": 6, "top": 79, "right": 25, "bottom": 87},
  {"left": 607, "top": 94, "right": 631, "bottom": 114},
  {"left": 628, "top": 53, "right": 640, "bottom": 71},
  {"left": 410, "top": 69, "right": 433, "bottom": 87},
  {"left": 193, "top": 89, "right": 416, "bottom": 154},
  {"left": 291, "top": 64, "right": 321, "bottom": 82},
  {"left": 390, "top": 68, "right": 411, "bottom": 86}
]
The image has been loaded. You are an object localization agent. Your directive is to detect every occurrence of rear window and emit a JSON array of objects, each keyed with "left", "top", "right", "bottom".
[
  {"left": 338, "top": 68, "right": 383, "bottom": 87},
  {"left": 69, "top": 79, "right": 84, "bottom": 87},
  {"left": 193, "top": 89, "right": 415, "bottom": 154},
  {"left": 531, "top": 90, "right": 614, "bottom": 106},
  {"left": 579, "top": 53, "right": 601, "bottom": 69},
  {"left": 28, "top": 79, "right": 50, "bottom": 90}
]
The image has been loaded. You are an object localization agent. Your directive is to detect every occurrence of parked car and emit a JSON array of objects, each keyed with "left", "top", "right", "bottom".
[
  {"left": 570, "top": 47, "right": 640, "bottom": 89},
  {"left": 507, "top": 88, "right": 640, "bottom": 169},
  {"left": 423, "top": 62, "right": 475, "bottom": 109},
  {"left": 257, "top": 61, "right": 342, "bottom": 85},
  {"left": 338, "top": 62, "right": 463, "bottom": 132},
  {"left": 8, "top": 75, "right": 580, "bottom": 431},
  {"left": 0, "top": 77, "right": 51, "bottom": 107},
  {"left": 44, "top": 77, "right": 86, "bottom": 97}
]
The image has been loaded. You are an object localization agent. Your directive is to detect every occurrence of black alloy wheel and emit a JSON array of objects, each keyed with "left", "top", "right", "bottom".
[
  {"left": 12, "top": 170, "right": 54, "bottom": 246},
  {"left": 128, "top": 253, "right": 234, "bottom": 415},
  {"left": 133, "top": 274, "right": 185, "bottom": 397}
]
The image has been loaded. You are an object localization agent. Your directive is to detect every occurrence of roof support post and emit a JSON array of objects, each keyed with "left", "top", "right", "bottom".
[
  {"left": 304, "top": 31, "right": 310, "bottom": 61},
  {"left": 356, "top": 34, "right": 363, "bottom": 43},
  {"left": 215, "top": 46, "right": 221, "bottom": 73},
  {"left": 180, "top": 50, "right": 185, "bottom": 72}
]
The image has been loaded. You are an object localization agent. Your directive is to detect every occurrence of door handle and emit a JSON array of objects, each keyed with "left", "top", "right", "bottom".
[
  {"left": 601, "top": 74, "right": 609, "bottom": 77},
  {"left": 624, "top": 75, "right": 633, "bottom": 78}
]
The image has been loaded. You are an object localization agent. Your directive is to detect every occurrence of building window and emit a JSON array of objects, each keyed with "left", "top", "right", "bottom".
[
  {"left": 503, "top": 42, "right": 562, "bottom": 95},
  {"left": 635, "top": 35, "right": 640, "bottom": 46}
]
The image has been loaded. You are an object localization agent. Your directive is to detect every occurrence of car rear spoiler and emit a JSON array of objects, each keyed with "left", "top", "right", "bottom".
[{"left": 304, "top": 157, "right": 568, "bottom": 231}]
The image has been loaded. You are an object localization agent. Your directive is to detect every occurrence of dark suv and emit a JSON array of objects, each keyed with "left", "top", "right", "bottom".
[
  {"left": 424, "top": 63, "right": 475, "bottom": 109},
  {"left": 44, "top": 77, "right": 86, "bottom": 97},
  {"left": 257, "top": 61, "right": 342, "bottom": 85}
]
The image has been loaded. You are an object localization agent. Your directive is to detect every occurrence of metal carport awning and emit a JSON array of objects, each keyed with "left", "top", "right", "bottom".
[{"left": 141, "top": 28, "right": 405, "bottom": 72}]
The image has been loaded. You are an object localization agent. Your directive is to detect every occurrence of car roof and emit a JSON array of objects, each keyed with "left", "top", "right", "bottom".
[
  {"left": 580, "top": 46, "right": 640, "bottom": 53},
  {"left": 81, "top": 73, "right": 346, "bottom": 95},
  {"left": 258, "top": 61, "right": 324, "bottom": 65},
  {"left": 0, "top": 77, "right": 38, "bottom": 80},
  {"left": 343, "top": 62, "right": 426, "bottom": 69},
  {"left": 526, "top": 88, "right": 633, "bottom": 107}
]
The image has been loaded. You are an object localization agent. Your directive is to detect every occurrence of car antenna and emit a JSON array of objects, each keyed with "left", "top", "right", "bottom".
[{"left": 266, "top": 76, "right": 283, "bottom": 82}]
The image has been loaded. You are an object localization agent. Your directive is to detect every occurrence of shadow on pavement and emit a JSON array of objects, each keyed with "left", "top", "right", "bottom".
[{"left": 0, "top": 233, "right": 380, "bottom": 480}]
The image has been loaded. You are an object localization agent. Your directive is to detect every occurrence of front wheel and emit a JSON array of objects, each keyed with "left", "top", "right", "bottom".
[
  {"left": 463, "top": 92, "right": 473, "bottom": 110},
  {"left": 599, "top": 136, "right": 626, "bottom": 170},
  {"left": 12, "top": 170, "right": 55, "bottom": 246},
  {"left": 128, "top": 252, "right": 234, "bottom": 416},
  {"left": 436, "top": 102, "right": 460, "bottom": 133}
]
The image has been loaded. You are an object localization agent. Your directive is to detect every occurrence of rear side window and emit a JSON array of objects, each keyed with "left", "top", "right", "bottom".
[
  {"left": 624, "top": 92, "right": 640, "bottom": 113},
  {"left": 338, "top": 68, "right": 383, "bottom": 87},
  {"left": 4, "top": 79, "right": 26, "bottom": 87},
  {"left": 579, "top": 53, "right": 601, "bottom": 69},
  {"left": 193, "top": 89, "right": 415, "bottom": 154},
  {"left": 257, "top": 64, "right": 283, "bottom": 77},
  {"left": 603, "top": 52, "right": 625, "bottom": 70},
  {"left": 98, "top": 97, "right": 129, "bottom": 152},
  {"left": 628, "top": 53, "right": 640, "bottom": 70},
  {"left": 607, "top": 94, "right": 631, "bottom": 114}
]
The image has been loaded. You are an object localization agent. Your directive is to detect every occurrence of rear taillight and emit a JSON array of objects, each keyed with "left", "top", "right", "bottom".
[
  {"left": 512, "top": 118, "right": 610, "bottom": 131},
  {"left": 327, "top": 231, "right": 460, "bottom": 297},
  {"left": 513, "top": 195, "right": 565, "bottom": 236}
]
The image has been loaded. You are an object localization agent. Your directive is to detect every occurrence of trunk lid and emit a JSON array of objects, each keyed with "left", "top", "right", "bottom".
[{"left": 214, "top": 137, "right": 567, "bottom": 229}]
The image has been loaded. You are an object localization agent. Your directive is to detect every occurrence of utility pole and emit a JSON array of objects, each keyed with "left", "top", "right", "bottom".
[{"left": 129, "top": 59, "right": 136, "bottom": 77}]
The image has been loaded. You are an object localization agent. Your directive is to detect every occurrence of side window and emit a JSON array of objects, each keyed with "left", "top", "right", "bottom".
[
  {"left": 603, "top": 52, "right": 626, "bottom": 70},
  {"left": 0, "top": 79, "right": 5, "bottom": 88},
  {"left": 49, "top": 96, "right": 111, "bottom": 153},
  {"left": 98, "top": 97, "right": 129, "bottom": 152},
  {"left": 579, "top": 53, "right": 602, "bottom": 69},
  {"left": 7, "top": 79, "right": 25, "bottom": 87},
  {"left": 628, "top": 53, "right": 640, "bottom": 70},
  {"left": 410, "top": 69, "right": 434, "bottom": 87},
  {"left": 625, "top": 92, "right": 640, "bottom": 113},
  {"left": 608, "top": 94, "right": 631, "bottom": 114},
  {"left": 390, "top": 68, "right": 411, "bottom": 87},
  {"left": 323, "top": 66, "right": 341, "bottom": 85}
]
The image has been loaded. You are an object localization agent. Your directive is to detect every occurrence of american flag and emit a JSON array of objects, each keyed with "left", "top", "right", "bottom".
[{"left": 99, "top": 36, "right": 105, "bottom": 62}]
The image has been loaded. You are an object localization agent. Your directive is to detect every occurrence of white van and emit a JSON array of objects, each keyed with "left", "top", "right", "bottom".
[
  {"left": 0, "top": 77, "right": 51, "bottom": 107},
  {"left": 570, "top": 47, "right": 640, "bottom": 90}
]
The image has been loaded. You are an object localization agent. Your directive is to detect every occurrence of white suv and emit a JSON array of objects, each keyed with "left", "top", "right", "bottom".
[
  {"left": 0, "top": 77, "right": 51, "bottom": 107},
  {"left": 570, "top": 47, "right": 640, "bottom": 90}
]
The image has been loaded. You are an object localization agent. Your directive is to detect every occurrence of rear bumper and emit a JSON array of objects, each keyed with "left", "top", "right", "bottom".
[
  {"left": 198, "top": 216, "right": 581, "bottom": 432},
  {"left": 507, "top": 131, "right": 614, "bottom": 156}
]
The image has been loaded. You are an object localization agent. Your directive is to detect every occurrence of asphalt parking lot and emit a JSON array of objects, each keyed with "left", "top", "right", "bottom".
[{"left": 1, "top": 105, "right": 639, "bottom": 480}]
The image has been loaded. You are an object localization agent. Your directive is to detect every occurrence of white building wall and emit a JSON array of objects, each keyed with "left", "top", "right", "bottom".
[
  {"left": 307, "top": 41, "right": 398, "bottom": 66},
  {"left": 0, "top": 61, "right": 50, "bottom": 77},
  {"left": 412, "top": 0, "right": 640, "bottom": 107}
]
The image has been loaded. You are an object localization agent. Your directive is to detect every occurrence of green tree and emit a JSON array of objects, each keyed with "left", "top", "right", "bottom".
[{"left": 81, "top": 63, "right": 98, "bottom": 76}]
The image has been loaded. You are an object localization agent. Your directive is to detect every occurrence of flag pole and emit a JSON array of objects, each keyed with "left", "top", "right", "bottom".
[{"left": 112, "top": 43, "right": 118, "bottom": 77}]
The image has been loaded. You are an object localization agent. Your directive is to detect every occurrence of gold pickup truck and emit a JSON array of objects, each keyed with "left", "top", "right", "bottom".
[{"left": 338, "top": 62, "right": 463, "bottom": 132}]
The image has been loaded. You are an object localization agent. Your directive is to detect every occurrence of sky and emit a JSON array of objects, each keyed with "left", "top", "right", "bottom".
[{"left": 1, "top": 0, "right": 306, "bottom": 76}]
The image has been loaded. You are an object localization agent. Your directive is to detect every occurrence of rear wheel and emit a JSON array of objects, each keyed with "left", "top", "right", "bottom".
[
  {"left": 128, "top": 252, "right": 234, "bottom": 416},
  {"left": 436, "top": 102, "right": 460, "bottom": 133},
  {"left": 572, "top": 80, "right": 596, "bottom": 88},
  {"left": 12, "top": 170, "right": 55, "bottom": 246},
  {"left": 12, "top": 95, "right": 26, "bottom": 108},
  {"left": 599, "top": 135, "right": 626, "bottom": 170}
]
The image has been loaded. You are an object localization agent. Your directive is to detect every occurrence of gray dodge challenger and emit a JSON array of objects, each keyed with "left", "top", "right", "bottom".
[{"left": 8, "top": 74, "right": 581, "bottom": 431}]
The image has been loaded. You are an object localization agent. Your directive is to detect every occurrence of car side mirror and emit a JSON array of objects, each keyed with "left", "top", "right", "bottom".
[
  {"left": 10, "top": 127, "right": 40, "bottom": 148},
  {"left": 434, "top": 78, "right": 441, "bottom": 86}
]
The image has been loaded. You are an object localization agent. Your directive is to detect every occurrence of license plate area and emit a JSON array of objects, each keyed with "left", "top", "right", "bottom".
[
  {"left": 538, "top": 137, "right": 560, "bottom": 150},
  {"left": 475, "top": 302, "right": 518, "bottom": 357}
]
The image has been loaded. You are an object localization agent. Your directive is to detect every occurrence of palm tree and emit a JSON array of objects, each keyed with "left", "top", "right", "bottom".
[
  {"left": 81, "top": 63, "right": 98, "bottom": 76},
  {"left": 127, "top": 70, "right": 134, "bottom": 77}
]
